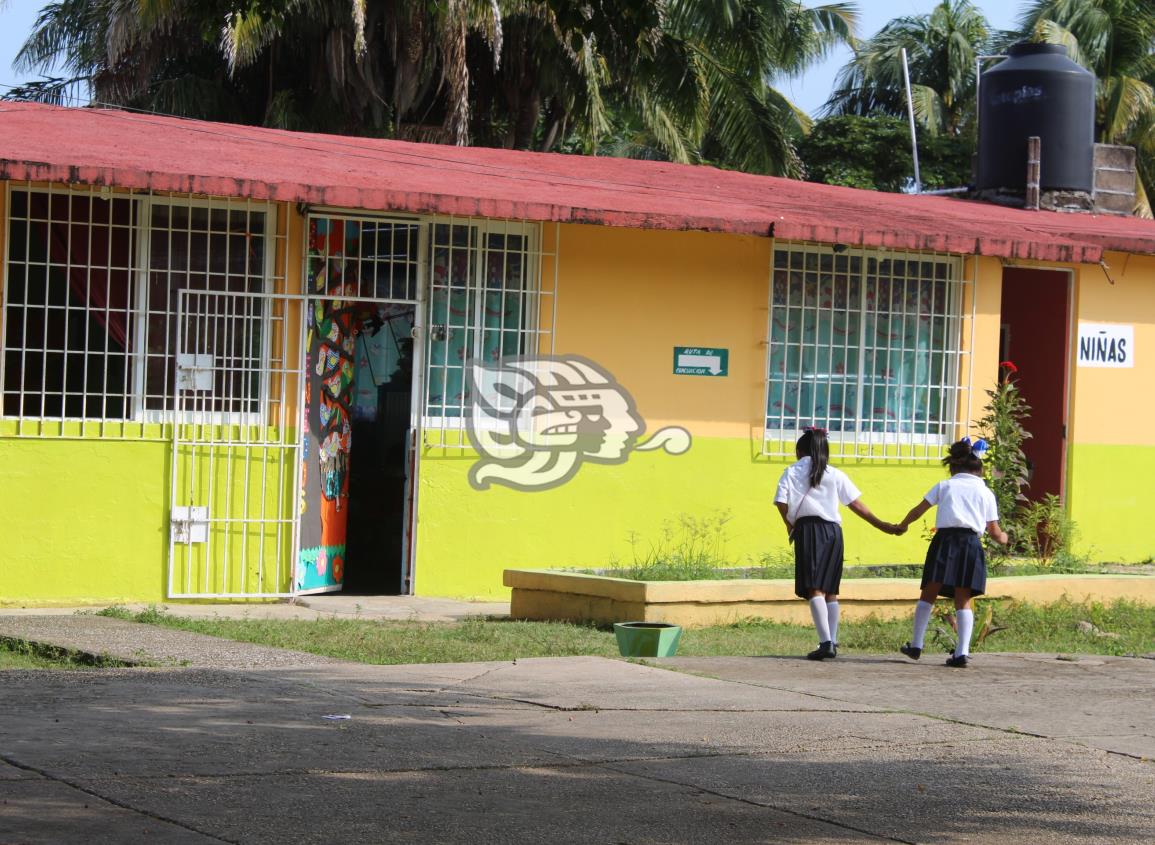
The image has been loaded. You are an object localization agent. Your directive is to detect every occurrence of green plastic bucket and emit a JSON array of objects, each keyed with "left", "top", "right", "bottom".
[{"left": 613, "top": 622, "right": 682, "bottom": 657}]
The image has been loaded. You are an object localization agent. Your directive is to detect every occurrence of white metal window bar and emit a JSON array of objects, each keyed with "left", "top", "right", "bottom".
[
  {"left": 764, "top": 242, "right": 973, "bottom": 461},
  {"left": 421, "top": 216, "right": 557, "bottom": 447},
  {"left": 136, "top": 197, "right": 274, "bottom": 423}
]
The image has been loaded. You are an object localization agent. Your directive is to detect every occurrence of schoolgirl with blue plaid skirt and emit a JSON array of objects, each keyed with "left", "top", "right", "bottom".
[{"left": 895, "top": 438, "right": 1010, "bottom": 668}]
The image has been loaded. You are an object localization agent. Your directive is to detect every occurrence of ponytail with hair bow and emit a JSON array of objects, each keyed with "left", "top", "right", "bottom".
[{"left": 962, "top": 435, "right": 989, "bottom": 457}]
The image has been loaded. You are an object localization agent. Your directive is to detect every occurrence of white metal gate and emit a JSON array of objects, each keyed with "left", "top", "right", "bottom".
[
  {"left": 166, "top": 214, "right": 429, "bottom": 599},
  {"left": 167, "top": 289, "right": 306, "bottom": 598},
  {"left": 164, "top": 212, "right": 551, "bottom": 599}
]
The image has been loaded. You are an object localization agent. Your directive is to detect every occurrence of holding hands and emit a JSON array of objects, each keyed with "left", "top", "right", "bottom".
[{"left": 847, "top": 500, "right": 906, "bottom": 536}]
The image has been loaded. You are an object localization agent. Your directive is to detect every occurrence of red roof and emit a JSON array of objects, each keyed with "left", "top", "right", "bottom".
[{"left": 1, "top": 101, "right": 1152, "bottom": 264}]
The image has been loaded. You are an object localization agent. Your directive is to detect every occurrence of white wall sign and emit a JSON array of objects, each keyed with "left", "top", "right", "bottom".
[{"left": 1077, "top": 323, "right": 1134, "bottom": 368}]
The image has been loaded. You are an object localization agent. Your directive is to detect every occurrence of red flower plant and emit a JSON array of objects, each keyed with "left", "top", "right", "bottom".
[{"left": 999, "top": 361, "right": 1018, "bottom": 374}]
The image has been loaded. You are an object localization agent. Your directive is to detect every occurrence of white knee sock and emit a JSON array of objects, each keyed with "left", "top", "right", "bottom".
[
  {"left": 955, "top": 609, "right": 974, "bottom": 657},
  {"left": 826, "top": 601, "right": 841, "bottom": 644},
  {"left": 911, "top": 600, "right": 934, "bottom": 649},
  {"left": 809, "top": 596, "right": 832, "bottom": 644}
]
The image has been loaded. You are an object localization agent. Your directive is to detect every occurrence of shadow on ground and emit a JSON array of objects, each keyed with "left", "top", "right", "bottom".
[{"left": 2, "top": 656, "right": 1154, "bottom": 843}]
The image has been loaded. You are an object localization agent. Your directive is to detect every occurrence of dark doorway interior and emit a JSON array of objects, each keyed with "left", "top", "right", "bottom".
[
  {"left": 998, "top": 268, "right": 1071, "bottom": 501},
  {"left": 343, "top": 306, "right": 416, "bottom": 594}
]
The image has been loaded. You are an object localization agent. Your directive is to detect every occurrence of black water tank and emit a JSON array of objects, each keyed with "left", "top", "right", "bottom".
[{"left": 977, "top": 42, "right": 1095, "bottom": 193}]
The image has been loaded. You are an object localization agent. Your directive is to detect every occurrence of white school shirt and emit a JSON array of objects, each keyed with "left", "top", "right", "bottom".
[
  {"left": 924, "top": 473, "right": 999, "bottom": 535},
  {"left": 774, "top": 457, "right": 862, "bottom": 524}
]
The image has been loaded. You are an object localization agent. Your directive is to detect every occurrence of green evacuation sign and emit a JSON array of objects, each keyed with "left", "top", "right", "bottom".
[{"left": 673, "top": 346, "right": 728, "bottom": 377}]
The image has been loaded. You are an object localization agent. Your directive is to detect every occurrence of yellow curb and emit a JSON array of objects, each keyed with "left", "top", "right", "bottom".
[{"left": 504, "top": 570, "right": 1155, "bottom": 628}]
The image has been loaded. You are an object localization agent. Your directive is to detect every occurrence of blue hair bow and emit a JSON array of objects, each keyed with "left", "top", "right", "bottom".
[{"left": 963, "top": 436, "right": 989, "bottom": 457}]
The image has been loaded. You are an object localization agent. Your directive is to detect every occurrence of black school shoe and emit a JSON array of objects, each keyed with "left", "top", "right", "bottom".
[
  {"left": 807, "top": 641, "right": 837, "bottom": 660},
  {"left": 900, "top": 642, "right": 922, "bottom": 661},
  {"left": 945, "top": 654, "right": 969, "bottom": 668}
]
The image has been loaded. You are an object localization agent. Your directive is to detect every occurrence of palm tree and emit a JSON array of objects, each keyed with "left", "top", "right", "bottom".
[
  {"left": 1017, "top": 0, "right": 1155, "bottom": 215},
  {"left": 12, "top": 0, "right": 501, "bottom": 139},
  {"left": 826, "top": 0, "right": 993, "bottom": 136},
  {"left": 9, "top": 0, "right": 856, "bottom": 177}
]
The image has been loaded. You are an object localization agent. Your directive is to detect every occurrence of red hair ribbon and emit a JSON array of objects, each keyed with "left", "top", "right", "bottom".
[{"left": 803, "top": 425, "right": 827, "bottom": 435}]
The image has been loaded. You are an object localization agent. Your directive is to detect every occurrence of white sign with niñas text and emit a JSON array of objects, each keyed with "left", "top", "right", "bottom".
[{"left": 1077, "top": 323, "right": 1134, "bottom": 368}]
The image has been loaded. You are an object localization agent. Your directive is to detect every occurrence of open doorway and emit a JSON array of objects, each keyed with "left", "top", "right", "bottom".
[
  {"left": 343, "top": 305, "right": 416, "bottom": 593},
  {"left": 998, "top": 268, "right": 1072, "bottom": 501},
  {"left": 296, "top": 215, "right": 422, "bottom": 596}
]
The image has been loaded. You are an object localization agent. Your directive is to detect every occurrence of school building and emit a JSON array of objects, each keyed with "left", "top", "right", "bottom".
[{"left": 0, "top": 102, "right": 1152, "bottom": 605}]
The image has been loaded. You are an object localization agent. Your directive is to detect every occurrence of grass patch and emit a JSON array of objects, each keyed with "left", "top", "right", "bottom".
[
  {"left": 588, "top": 559, "right": 1121, "bottom": 582},
  {"left": 589, "top": 509, "right": 1120, "bottom": 582},
  {"left": 97, "top": 599, "right": 1155, "bottom": 664},
  {"left": 0, "top": 637, "right": 130, "bottom": 670}
]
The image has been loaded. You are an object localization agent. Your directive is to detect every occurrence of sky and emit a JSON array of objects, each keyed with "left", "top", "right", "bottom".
[{"left": 0, "top": 0, "right": 1023, "bottom": 115}]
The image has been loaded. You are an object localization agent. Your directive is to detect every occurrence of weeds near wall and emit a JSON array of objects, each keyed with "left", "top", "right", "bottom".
[
  {"left": 976, "top": 361, "right": 1033, "bottom": 562},
  {"left": 611, "top": 511, "right": 734, "bottom": 580},
  {"left": 1018, "top": 494, "right": 1089, "bottom": 571},
  {"left": 976, "top": 362, "right": 1086, "bottom": 570}
]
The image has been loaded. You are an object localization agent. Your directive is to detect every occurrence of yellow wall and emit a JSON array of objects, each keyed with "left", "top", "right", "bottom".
[
  {"left": 1068, "top": 252, "right": 1155, "bottom": 448},
  {"left": 555, "top": 225, "right": 770, "bottom": 438},
  {"left": 0, "top": 424, "right": 300, "bottom": 604},
  {"left": 414, "top": 224, "right": 989, "bottom": 597},
  {"left": 1064, "top": 251, "right": 1155, "bottom": 561},
  {"left": 414, "top": 437, "right": 945, "bottom": 597},
  {"left": 967, "top": 256, "right": 1004, "bottom": 427},
  {"left": 0, "top": 436, "right": 172, "bottom": 604},
  {"left": 5, "top": 176, "right": 1152, "bottom": 604},
  {"left": 0, "top": 185, "right": 304, "bottom": 604}
]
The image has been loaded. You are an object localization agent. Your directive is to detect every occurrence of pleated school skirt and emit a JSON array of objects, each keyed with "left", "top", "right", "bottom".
[
  {"left": 922, "top": 527, "right": 988, "bottom": 598},
  {"left": 793, "top": 517, "right": 845, "bottom": 599}
]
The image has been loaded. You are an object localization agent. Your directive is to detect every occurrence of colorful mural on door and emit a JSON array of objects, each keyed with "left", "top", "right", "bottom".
[{"left": 297, "top": 218, "right": 367, "bottom": 592}]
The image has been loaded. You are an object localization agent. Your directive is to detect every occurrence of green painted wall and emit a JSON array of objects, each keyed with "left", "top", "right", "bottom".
[
  {"left": 413, "top": 437, "right": 946, "bottom": 598},
  {"left": 1068, "top": 444, "right": 1155, "bottom": 563},
  {"left": 0, "top": 437, "right": 171, "bottom": 604},
  {"left": 169, "top": 439, "right": 298, "bottom": 597},
  {"left": 0, "top": 430, "right": 298, "bottom": 605}
]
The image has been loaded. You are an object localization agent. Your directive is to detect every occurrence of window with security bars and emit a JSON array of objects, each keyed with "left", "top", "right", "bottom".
[
  {"left": 1, "top": 186, "right": 277, "bottom": 430},
  {"left": 142, "top": 201, "right": 269, "bottom": 416},
  {"left": 2, "top": 188, "right": 137, "bottom": 420},
  {"left": 306, "top": 215, "right": 420, "bottom": 303},
  {"left": 424, "top": 220, "right": 541, "bottom": 421},
  {"left": 765, "top": 244, "right": 966, "bottom": 454}
]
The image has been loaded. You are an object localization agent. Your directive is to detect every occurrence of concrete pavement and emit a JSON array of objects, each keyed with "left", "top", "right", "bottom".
[
  {"left": 0, "top": 594, "right": 511, "bottom": 622},
  {"left": 1, "top": 633, "right": 1154, "bottom": 843},
  {"left": 0, "top": 614, "right": 342, "bottom": 668}
]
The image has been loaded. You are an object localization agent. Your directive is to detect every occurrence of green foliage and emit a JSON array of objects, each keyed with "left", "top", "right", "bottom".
[
  {"left": 827, "top": 0, "right": 993, "bottom": 136},
  {"left": 1018, "top": 493, "right": 1082, "bottom": 568},
  {"left": 6, "top": 0, "right": 856, "bottom": 178},
  {"left": 610, "top": 510, "right": 735, "bottom": 581},
  {"left": 973, "top": 367, "right": 1086, "bottom": 569},
  {"left": 798, "top": 114, "right": 973, "bottom": 191},
  {"left": 96, "top": 604, "right": 170, "bottom": 624},
  {"left": 754, "top": 549, "right": 796, "bottom": 580},
  {"left": 0, "top": 636, "right": 129, "bottom": 669},
  {"left": 975, "top": 363, "right": 1033, "bottom": 560}
]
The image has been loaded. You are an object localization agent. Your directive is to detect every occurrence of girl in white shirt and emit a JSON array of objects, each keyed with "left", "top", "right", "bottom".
[
  {"left": 895, "top": 437, "right": 1009, "bottom": 668},
  {"left": 774, "top": 427, "right": 900, "bottom": 660}
]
